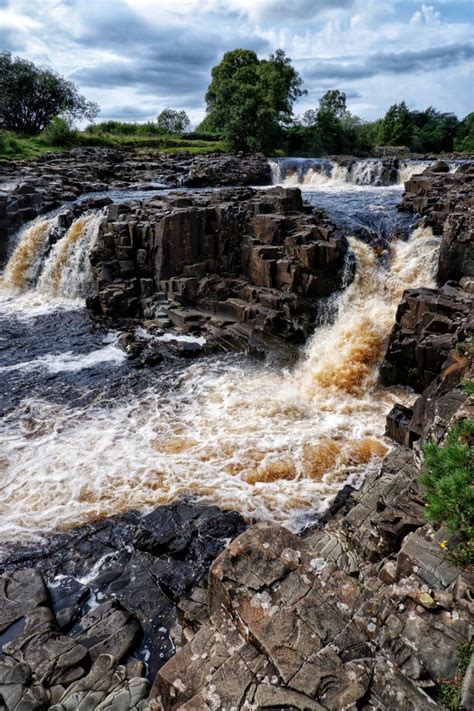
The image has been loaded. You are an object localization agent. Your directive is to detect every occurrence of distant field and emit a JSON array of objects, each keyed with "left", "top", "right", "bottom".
[{"left": 0, "top": 131, "right": 225, "bottom": 161}]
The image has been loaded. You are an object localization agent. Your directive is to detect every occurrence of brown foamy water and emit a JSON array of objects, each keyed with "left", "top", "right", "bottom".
[{"left": 0, "top": 225, "right": 440, "bottom": 542}]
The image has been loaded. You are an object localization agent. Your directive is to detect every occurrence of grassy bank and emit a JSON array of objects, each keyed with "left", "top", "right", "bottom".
[{"left": 0, "top": 130, "right": 225, "bottom": 161}]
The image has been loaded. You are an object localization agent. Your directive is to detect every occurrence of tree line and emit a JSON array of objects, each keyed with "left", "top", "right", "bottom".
[{"left": 1, "top": 48, "right": 473, "bottom": 155}]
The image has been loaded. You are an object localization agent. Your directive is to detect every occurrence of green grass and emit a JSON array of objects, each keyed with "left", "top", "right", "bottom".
[
  {"left": 432, "top": 640, "right": 473, "bottom": 710},
  {"left": 0, "top": 130, "right": 225, "bottom": 161}
]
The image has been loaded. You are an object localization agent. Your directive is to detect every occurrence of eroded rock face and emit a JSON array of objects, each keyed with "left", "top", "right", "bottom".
[
  {"left": 0, "top": 149, "right": 271, "bottom": 262},
  {"left": 380, "top": 285, "right": 473, "bottom": 392},
  {"left": 0, "top": 502, "right": 246, "bottom": 710},
  {"left": 89, "top": 186, "right": 349, "bottom": 356},
  {"left": 153, "top": 448, "right": 472, "bottom": 710},
  {"left": 400, "top": 162, "right": 474, "bottom": 284}
]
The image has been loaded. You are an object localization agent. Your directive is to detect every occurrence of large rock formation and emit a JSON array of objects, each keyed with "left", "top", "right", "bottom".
[
  {"left": 0, "top": 149, "right": 271, "bottom": 262},
  {"left": 152, "top": 447, "right": 473, "bottom": 710},
  {"left": 401, "top": 162, "right": 474, "bottom": 285},
  {"left": 0, "top": 502, "right": 246, "bottom": 710},
  {"left": 383, "top": 161, "right": 474, "bottom": 448},
  {"left": 89, "top": 186, "right": 349, "bottom": 356}
]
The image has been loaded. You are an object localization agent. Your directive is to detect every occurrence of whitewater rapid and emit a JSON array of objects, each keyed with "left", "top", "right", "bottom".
[{"left": 0, "top": 203, "right": 440, "bottom": 540}]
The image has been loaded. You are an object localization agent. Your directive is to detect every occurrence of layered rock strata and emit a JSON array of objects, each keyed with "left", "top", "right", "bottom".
[
  {"left": 0, "top": 502, "right": 246, "bottom": 710},
  {"left": 0, "top": 150, "right": 271, "bottom": 261},
  {"left": 89, "top": 186, "right": 349, "bottom": 355}
]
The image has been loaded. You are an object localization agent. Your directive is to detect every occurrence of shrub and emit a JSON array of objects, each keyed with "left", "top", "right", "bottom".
[
  {"left": 41, "top": 117, "right": 77, "bottom": 146},
  {"left": 420, "top": 419, "right": 474, "bottom": 565}
]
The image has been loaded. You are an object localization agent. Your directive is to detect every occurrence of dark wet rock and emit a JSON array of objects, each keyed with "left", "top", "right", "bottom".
[
  {"left": 89, "top": 186, "right": 349, "bottom": 356},
  {"left": 400, "top": 162, "right": 474, "bottom": 284},
  {"left": 0, "top": 149, "right": 273, "bottom": 262},
  {"left": 0, "top": 501, "right": 247, "bottom": 699},
  {"left": 182, "top": 152, "right": 271, "bottom": 187},
  {"left": 385, "top": 402, "right": 414, "bottom": 447},
  {"left": 380, "top": 285, "right": 473, "bottom": 392}
]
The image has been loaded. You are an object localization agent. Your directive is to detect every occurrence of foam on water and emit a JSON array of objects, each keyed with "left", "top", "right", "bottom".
[
  {"left": 0, "top": 225, "right": 440, "bottom": 542},
  {"left": 0, "top": 342, "right": 126, "bottom": 375}
]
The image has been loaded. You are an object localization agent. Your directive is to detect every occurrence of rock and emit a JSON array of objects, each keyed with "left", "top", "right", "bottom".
[
  {"left": 461, "top": 654, "right": 474, "bottom": 711},
  {"left": 0, "top": 661, "right": 49, "bottom": 711},
  {"left": 89, "top": 187, "right": 349, "bottom": 356},
  {"left": 0, "top": 569, "right": 49, "bottom": 634},
  {"left": 431, "top": 160, "right": 450, "bottom": 173},
  {"left": 182, "top": 153, "right": 271, "bottom": 187},
  {"left": 0, "top": 501, "right": 247, "bottom": 686},
  {"left": 380, "top": 285, "right": 473, "bottom": 392},
  {"left": 49, "top": 654, "right": 150, "bottom": 711},
  {"left": 0, "top": 149, "right": 272, "bottom": 262},
  {"left": 400, "top": 163, "right": 474, "bottom": 283}
]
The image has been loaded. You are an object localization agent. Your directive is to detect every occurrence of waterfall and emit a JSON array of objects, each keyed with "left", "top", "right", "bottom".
[
  {"left": 0, "top": 224, "right": 441, "bottom": 537},
  {"left": 2, "top": 216, "right": 60, "bottom": 291},
  {"left": 1, "top": 212, "right": 102, "bottom": 299},
  {"left": 269, "top": 157, "right": 443, "bottom": 187},
  {"left": 37, "top": 214, "right": 102, "bottom": 298}
]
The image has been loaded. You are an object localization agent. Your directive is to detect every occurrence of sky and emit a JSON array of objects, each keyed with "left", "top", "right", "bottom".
[{"left": 0, "top": 0, "right": 473, "bottom": 126}]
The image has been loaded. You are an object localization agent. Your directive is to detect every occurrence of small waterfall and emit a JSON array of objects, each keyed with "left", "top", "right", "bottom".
[
  {"left": 269, "top": 157, "right": 463, "bottom": 187},
  {"left": 398, "top": 160, "right": 433, "bottom": 184},
  {"left": 348, "top": 159, "right": 386, "bottom": 186},
  {"left": 37, "top": 214, "right": 102, "bottom": 298},
  {"left": 2, "top": 217, "right": 60, "bottom": 290},
  {"left": 1, "top": 212, "right": 102, "bottom": 299}
]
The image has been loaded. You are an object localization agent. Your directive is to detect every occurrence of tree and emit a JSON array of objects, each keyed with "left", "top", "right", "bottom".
[
  {"left": 156, "top": 108, "right": 191, "bottom": 134},
  {"left": 0, "top": 52, "right": 99, "bottom": 135},
  {"left": 204, "top": 48, "right": 305, "bottom": 152},
  {"left": 315, "top": 90, "right": 349, "bottom": 154},
  {"left": 410, "top": 107, "right": 458, "bottom": 153},
  {"left": 378, "top": 101, "right": 412, "bottom": 146},
  {"left": 455, "top": 112, "right": 474, "bottom": 152},
  {"left": 318, "top": 89, "right": 349, "bottom": 121}
]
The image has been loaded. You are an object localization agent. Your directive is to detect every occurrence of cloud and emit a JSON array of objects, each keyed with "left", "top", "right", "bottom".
[
  {"left": 2, "top": 0, "right": 473, "bottom": 122},
  {"left": 223, "top": 0, "right": 355, "bottom": 22},
  {"left": 303, "top": 43, "right": 474, "bottom": 81},
  {"left": 98, "top": 104, "right": 157, "bottom": 120}
]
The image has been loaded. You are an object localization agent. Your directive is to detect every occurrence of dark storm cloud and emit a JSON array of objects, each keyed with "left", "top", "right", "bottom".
[
  {"left": 68, "top": 2, "right": 270, "bottom": 101},
  {"left": 304, "top": 43, "right": 474, "bottom": 81}
]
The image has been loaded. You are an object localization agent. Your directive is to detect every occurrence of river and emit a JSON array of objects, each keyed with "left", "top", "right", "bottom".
[{"left": 0, "top": 158, "right": 443, "bottom": 545}]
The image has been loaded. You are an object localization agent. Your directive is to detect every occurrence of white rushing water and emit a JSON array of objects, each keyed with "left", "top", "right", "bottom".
[
  {"left": 268, "top": 157, "right": 452, "bottom": 188},
  {"left": 0, "top": 212, "right": 440, "bottom": 541}
]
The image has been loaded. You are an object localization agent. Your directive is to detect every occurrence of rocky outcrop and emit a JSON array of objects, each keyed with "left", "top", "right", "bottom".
[
  {"left": 401, "top": 162, "right": 474, "bottom": 284},
  {"left": 0, "top": 149, "right": 271, "bottom": 262},
  {"left": 152, "top": 447, "right": 473, "bottom": 710},
  {"left": 89, "top": 186, "right": 349, "bottom": 356},
  {"left": 182, "top": 153, "right": 271, "bottom": 187},
  {"left": 383, "top": 162, "right": 473, "bottom": 448},
  {"left": 380, "top": 284, "right": 473, "bottom": 392},
  {"left": 0, "top": 502, "right": 246, "bottom": 710}
]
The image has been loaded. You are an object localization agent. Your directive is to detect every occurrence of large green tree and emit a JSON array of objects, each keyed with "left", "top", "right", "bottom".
[
  {"left": 204, "top": 48, "right": 305, "bottom": 152},
  {"left": 455, "top": 112, "right": 474, "bottom": 152},
  {"left": 378, "top": 101, "right": 412, "bottom": 146},
  {"left": 0, "top": 52, "right": 99, "bottom": 135}
]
